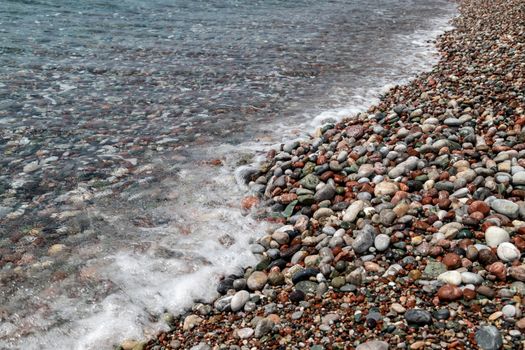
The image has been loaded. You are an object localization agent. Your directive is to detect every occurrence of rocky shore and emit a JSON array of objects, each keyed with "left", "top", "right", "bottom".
[{"left": 137, "top": 0, "right": 525, "bottom": 349}]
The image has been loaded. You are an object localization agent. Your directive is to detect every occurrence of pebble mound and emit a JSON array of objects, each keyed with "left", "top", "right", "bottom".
[{"left": 142, "top": 1, "right": 525, "bottom": 349}]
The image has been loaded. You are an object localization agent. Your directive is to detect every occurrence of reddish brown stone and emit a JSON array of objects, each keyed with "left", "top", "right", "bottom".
[
  {"left": 442, "top": 253, "right": 462, "bottom": 269},
  {"left": 487, "top": 261, "right": 507, "bottom": 280},
  {"left": 437, "top": 284, "right": 463, "bottom": 301},
  {"left": 241, "top": 196, "right": 260, "bottom": 210},
  {"left": 468, "top": 201, "right": 490, "bottom": 216},
  {"left": 463, "top": 288, "right": 477, "bottom": 301},
  {"left": 478, "top": 249, "right": 498, "bottom": 266}
]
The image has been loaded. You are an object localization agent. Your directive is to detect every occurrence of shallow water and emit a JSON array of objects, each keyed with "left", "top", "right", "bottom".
[{"left": 0, "top": 0, "right": 456, "bottom": 349}]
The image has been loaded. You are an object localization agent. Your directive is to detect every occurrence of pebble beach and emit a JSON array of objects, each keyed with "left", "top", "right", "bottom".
[{"left": 135, "top": 0, "right": 525, "bottom": 349}]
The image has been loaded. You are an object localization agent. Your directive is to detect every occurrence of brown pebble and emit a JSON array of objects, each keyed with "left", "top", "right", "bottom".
[
  {"left": 437, "top": 284, "right": 463, "bottom": 301},
  {"left": 468, "top": 201, "right": 490, "bottom": 216},
  {"left": 478, "top": 249, "right": 498, "bottom": 266},
  {"left": 442, "top": 253, "right": 462, "bottom": 269},
  {"left": 477, "top": 285, "right": 495, "bottom": 298},
  {"left": 487, "top": 262, "right": 507, "bottom": 280}
]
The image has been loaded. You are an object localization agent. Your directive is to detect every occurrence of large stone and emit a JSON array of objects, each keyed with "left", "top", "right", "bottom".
[
  {"left": 497, "top": 242, "right": 521, "bottom": 262},
  {"left": 352, "top": 224, "right": 376, "bottom": 254},
  {"left": 247, "top": 271, "right": 268, "bottom": 290},
  {"left": 475, "top": 326, "right": 502, "bottom": 350},
  {"left": 509, "top": 265, "right": 525, "bottom": 281},
  {"left": 230, "top": 290, "right": 250, "bottom": 312},
  {"left": 490, "top": 199, "right": 519, "bottom": 218},
  {"left": 513, "top": 172, "right": 525, "bottom": 185},
  {"left": 485, "top": 227, "right": 510, "bottom": 248}
]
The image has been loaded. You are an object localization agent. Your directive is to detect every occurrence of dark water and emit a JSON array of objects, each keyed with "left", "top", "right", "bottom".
[{"left": 0, "top": 1, "right": 455, "bottom": 349}]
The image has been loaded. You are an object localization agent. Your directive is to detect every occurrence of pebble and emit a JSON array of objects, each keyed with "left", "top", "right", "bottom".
[
  {"left": 485, "top": 227, "right": 510, "bottom": 247},
  {"left": 501, "top": 304, "right": 516, "bottom": 318},
  {"left": 496, "top": 242, "right": 521, "bottom": 262},
  {"left": 356, "top": 340, "right": 389, "bottom": 350},
  {"left": 235, "top": 327, "right": 254, "bottom": 339},
  {"left": 254, "top": 318, "right": 274, "bottom": 338},
  {"left": 404, "top": 309, "right": 432, "bottom": 325},
  {"left": 437, "top": 271, "right": 462, "bottom": 286},
  {"left": 475, "top": 326, "right": 503, "bottom": 350},
  {"left": 247, "top": 271, "right": 268, "bottom": 291},
  {"left": 352, "top": 225, "right": 376, "bottom": 254},
  {"left": 230, "top": 290, "right": 250, "bottom": 312},
  {"left": 374, "top": 182, "right": 399, "bottom": 196},
  {"left": 343, "top": 200, "right": 364, "bottom": 222},
  {"left": 374, "top": 234, "right": 390, "bottom": 251},
  {"left": 490, "top": 199, "right": 519, "bottom": 218}
]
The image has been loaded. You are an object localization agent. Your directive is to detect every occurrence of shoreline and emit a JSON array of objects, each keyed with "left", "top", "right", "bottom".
[{"left": 130, "top": 0, "right": 525, "bottom": 349}]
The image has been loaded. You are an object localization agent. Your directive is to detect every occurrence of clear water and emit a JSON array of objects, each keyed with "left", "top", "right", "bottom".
[{"left": 0, "top": 0, "right": 456, "bottom": 349}]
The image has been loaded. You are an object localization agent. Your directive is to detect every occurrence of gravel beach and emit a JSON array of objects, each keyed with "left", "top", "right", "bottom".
[{"left": 135, "top": 0, "right": 525, "bottom": 349}]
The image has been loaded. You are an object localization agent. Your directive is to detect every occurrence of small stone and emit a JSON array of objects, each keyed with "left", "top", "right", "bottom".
[
  {"left": 485, "top": 227, "right": 510, "bottom": 247},
  {"left": 502, "top": 304, "right": 516, "bottom": 318},
  {"left": 390, "top": 303, "right": 406, "bottom": 314},
  {"left": 300, "top": 174, "right": 320, "bottom": 190},
  {"left": 331, "top": 276, "right": 346, "bottom": 288},
  {"left": 236, "top": 327, "right": 254, "bottom": 339},
  {"left": 478, "top": 249, "right": 498, "bottom": 266},
  {"left": 424, "top": 261, "right": 447, "bottom": 278},
  {"left": 268, "top": 271, "right": 285, "bottom": 286},
  {"left": 475, "top": 325, "right": 502, "bottom": 350},
  {"left": 487, "top": 262, "right": 507, "bottom": 280},
  {"left": 405, "top": 309, "right": 432, "bottom": 325},
  {"left": 477, "top": 285, "right": 496, "bottom": 298},
  {"left": 295, "top": 280, "right": 318, "bottom": 294},
  {"left": 254, "top": 318, "right": 274, "bottom": 338},
  {"left": 374, "top": 234, "right": 390, "bottom": 251},
  {"left": 247, "top": 271, "right": 268, "bottom": 290},
  {"left": 313, "top": 207, "right": 334, "bottom": 220},
  {"left": 374, "top": 182, "right": 399, "bottom": 196},
  {"left": 289, "top": 290, "right": 305, "bottom": 303},
  {"left": 516, "top": 318, "right": 525, "bottom": 329},
  {"left": 496, "top": 242, "right": 521, "bottom": 262},
  {"left": 183, "top": 315, "right": 203, "bottom": 331},
  {"left": 48, "top": 244, "right": 66, "bottom": 255}
]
